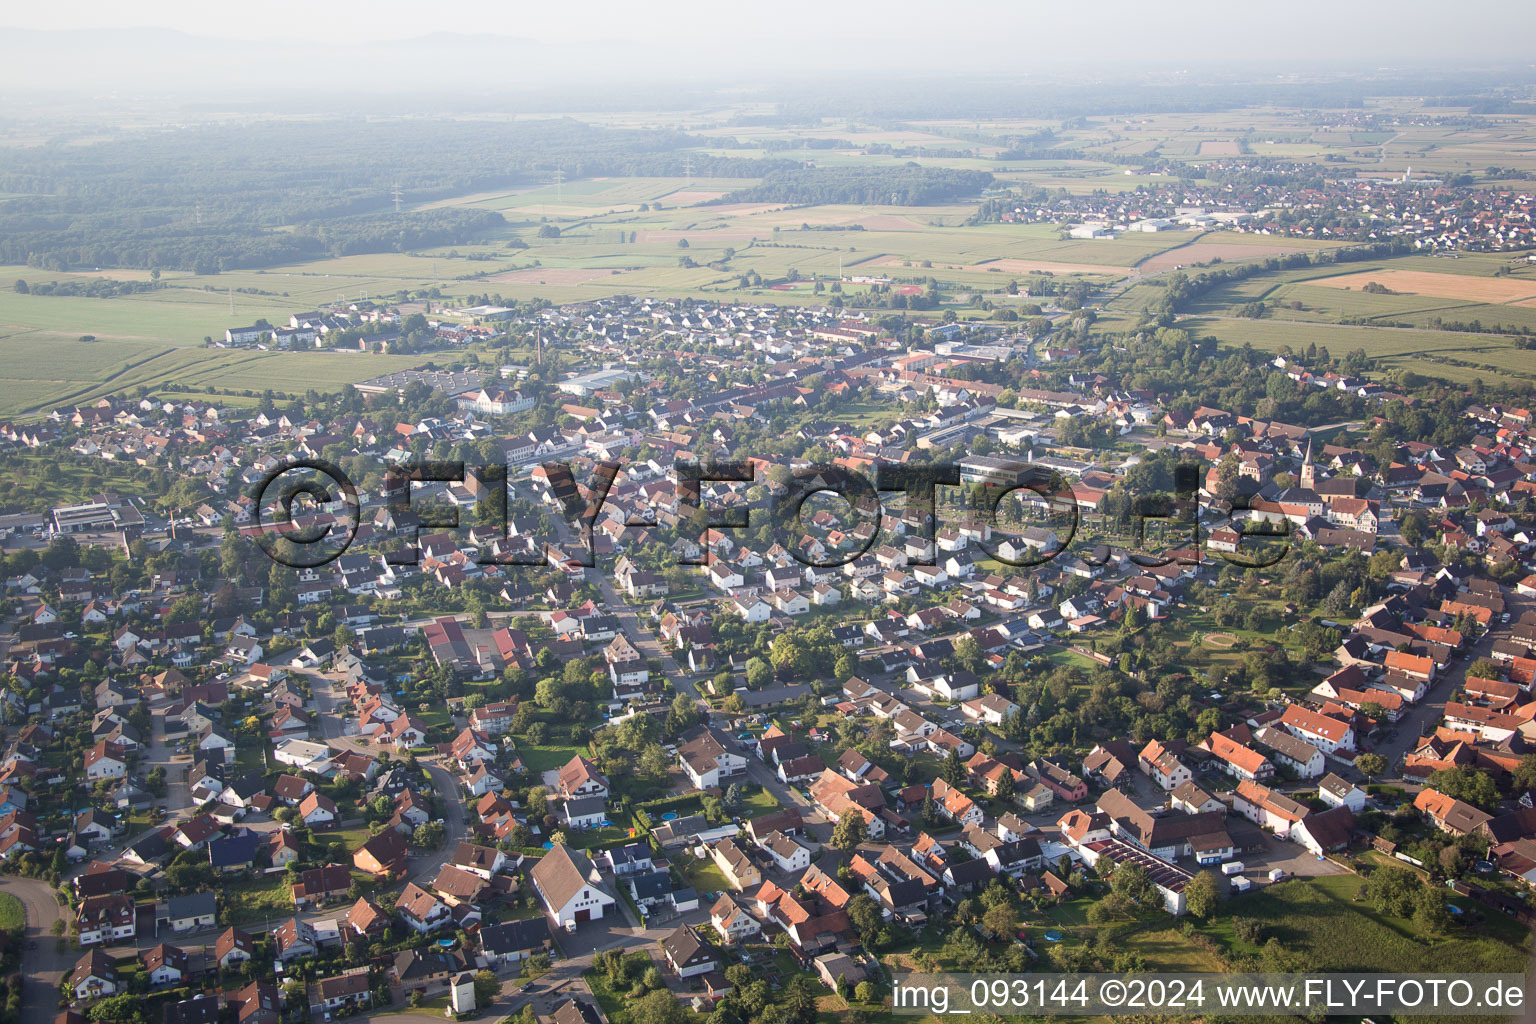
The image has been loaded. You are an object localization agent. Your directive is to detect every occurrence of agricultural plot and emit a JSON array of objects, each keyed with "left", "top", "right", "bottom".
[
  {"left": 1137, "top": 233, "right": 1340, "bottom": 274},
  {"left": 0, "top": 325, "right": 419, "bottom": 417},
  {"left": 429, "top": 176, "right": 759, "bottom": 215},
  {"left": 1309, "top": 269, "right": 1536, "bottom": 305},
  {"left": 1185, "top": 315, "right": 1536, "bottom": 387}
]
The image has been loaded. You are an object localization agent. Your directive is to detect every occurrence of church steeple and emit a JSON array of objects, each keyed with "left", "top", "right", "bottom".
[{"left": 1300, "top": 436, "right": 1316, "bottom": 490}]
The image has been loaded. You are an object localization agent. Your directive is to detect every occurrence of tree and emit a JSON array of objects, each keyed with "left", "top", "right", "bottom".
[
  {"left": 940, "top": 747, "right": 966, "bottom": 787},
  {"left": 1429, "top": 766, "right": 1501, "bottom": 811},
  {"left": 1363, "top": 865, "right": 1422, "bottom": 917},
  {"left": 981, "top": 902, "right": 1018, "bottom": 939},
  {"left": 628, "top": 989, "right": 687, "bottom": 1024},
  {"left": 1110, "top": 862, "right": 1161, "bottom": 910},
  {"left": 952, "top": 635, "right": 983, "bottom": 674},
  {"left": 1513, "top": 755, "right": 1536, "bottom": 792},
  {"left": 472, "top": 970, "right": 499, "bottom": 1006},
  {"left": 410, "top": 821, "right": 445, "bottom": 849},
  {"left": 534, "top": 677, "right": 562, "bottom": 708},
  {"left": 1355, "top": 752, "right": 1387, "bottom": 783},
  {"left": 855, "top": 981, "right": 878, "bottom": 1004},
  {"left": 1184, "top": 870, "right": 1222, "bottom": 919},
  {"left": 745, "top": 658, "right": 773, "bottom": 690},
  {"left": 639, "top": 744, "right": 671, "bottom": 779},
  {"left": 1413, "top": 884, "right": 1452, "bottom": 935},
  {"left": 846, "top": 894, "right": 882, "bottom": 943},
  {"left": 1468, "top": 658, "right": 1501, "bottom": 681},
  {"left": 830, "top": 808, "right": 867, "bottom": 854}
]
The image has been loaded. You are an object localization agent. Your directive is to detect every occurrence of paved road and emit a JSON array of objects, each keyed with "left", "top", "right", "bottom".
[
  {"left": 1375, "top": 592, "right": 1533, "bottom": 776},
  {"left": 309, "top": 670, "right": 469, "bottom": 886},
  {"left": 549, "top": 513, "right": 832, "bottom": 832},
  {"left": 145, "top": 703, "right": 195, "bottom": 819},
  {"left": 1, "top": 875, "right": 69, "bottom": 1021}
]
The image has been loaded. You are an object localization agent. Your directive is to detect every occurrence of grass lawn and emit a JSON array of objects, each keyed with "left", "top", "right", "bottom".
[
  {"left": 678, "top": 854, "right": 732, "bottom": 896},
  {"left": 1116, "top": 924, "right": 1228, "bottom": 972},
  {"left": 568, "top": 825, "right": 631, "bottom": 849},
  {"left": 737, "top": 784, "right": 783, "bottom": 819},
  {"left": 234, "top": 743, "right": 270, "bottom": 773},
  {"left": 329, "top": 825, "right": 373, "bottom": 851},
  {"left": 0, "top": 892, "right": 24, "bottom": 933},
  {"left": 520, "top": 742, "right": 587, "bottom": 776},
  {"left": 1040, "top": 647, "right": 1101, "bottom": 671},
  {"left": 379, "top": 995, "right": 449, "bottom": 1016},
  {"left": 1207, "top": 875, "right": 1528, "bottom": 973},
  {"left": 219, "top": 872, "right": 297, "bottom": 925}
]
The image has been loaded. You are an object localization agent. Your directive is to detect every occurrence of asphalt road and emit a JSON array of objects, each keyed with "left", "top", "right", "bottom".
[
  {"left": 1, "top": 874, "right": 69, "bottom": 1021},
  {"left": 551, "top": 514, "right": 832, "bottom": 833},
  {"left": 309, "top": 669, "right": 469, "bottom": 887},
  {"left": 1373, "top": 592, "right": 1533, "bottom": 776}
]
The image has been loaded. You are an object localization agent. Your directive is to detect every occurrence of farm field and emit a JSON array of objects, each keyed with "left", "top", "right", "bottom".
[
  {"left": 1137, "top": 233, "right": 1341, "bottom": 273},
  {"left": 1309, "top": 268, "right": 1536, "bottom": 305},
  {"left": 1185, "top": 315, "right": 1536, "bottom": 387},
  {"left": 2, "top": 110, "right": 1533, "bottom": 418},
  {"left": 0, "top": 327, "right": 421, "bottom": 417}
]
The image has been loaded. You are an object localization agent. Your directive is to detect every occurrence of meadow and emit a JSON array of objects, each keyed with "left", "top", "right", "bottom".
[
  {"left": 1182, "top": 316, "right": 1536, "bottom": 387},
  {"left": 1207, "top": 875, "right": 1529, "bottom": 974}
]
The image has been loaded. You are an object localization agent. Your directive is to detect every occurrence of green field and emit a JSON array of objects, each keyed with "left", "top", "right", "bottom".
[
  {"left": 0, "top": 324, "right": 423, "bottom": 417},
  {"left": 1210, "top": 875, "right": 1529, "bottom": 974},
  {"left": 218, "top": 873, "right": 297, "bottom": 926},
  {"left": 1185, "top": 315, "right": 1536, "bottom": 387}
]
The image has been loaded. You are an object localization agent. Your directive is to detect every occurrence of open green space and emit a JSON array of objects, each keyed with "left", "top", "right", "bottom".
[
  {"left": 0, "top": 892, "right": 24, "bottom": 934},
  {"left": 219, "top": 872, "right": 297, "bottom": 925},
  {"left": 1208, "top": 875, "right": 1529, "bottom": 974}
]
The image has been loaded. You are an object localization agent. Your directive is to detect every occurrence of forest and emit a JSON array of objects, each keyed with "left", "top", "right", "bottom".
[{"left": 0, "top": 118, "right": 786, "bottom": 274}]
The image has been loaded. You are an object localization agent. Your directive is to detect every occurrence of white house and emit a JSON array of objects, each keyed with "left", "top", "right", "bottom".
[
  {"left": 530, "top": 845, "right": 616, "bottom": 929},
  {"left": 1318, "top": 773, "right": 1367, "bottom": 813},
  {"left": 758, "top": 830, "right": 811, "bottom": 873}
]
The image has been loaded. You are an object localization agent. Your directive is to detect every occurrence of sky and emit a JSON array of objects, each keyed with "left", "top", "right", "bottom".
[
  {"left": 3, "top": 0, "right": 1532, "bottom": 65},
  {"left": 0, "top": 0, "right": 1531, "bottom": 100}
]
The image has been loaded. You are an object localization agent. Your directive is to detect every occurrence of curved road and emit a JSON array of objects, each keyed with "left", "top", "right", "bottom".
[{"left": 1, "top": 875, "right": 69, "bottom": 1022}]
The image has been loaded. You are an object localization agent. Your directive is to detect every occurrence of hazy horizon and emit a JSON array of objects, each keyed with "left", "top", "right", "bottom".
[{"left": 3, "top": 0, "right": 1534, "bottom": 102}]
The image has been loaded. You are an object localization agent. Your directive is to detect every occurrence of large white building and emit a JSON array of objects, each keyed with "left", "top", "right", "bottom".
[{"left": 529, "top": 845, "right": 616, "bottom": 930}]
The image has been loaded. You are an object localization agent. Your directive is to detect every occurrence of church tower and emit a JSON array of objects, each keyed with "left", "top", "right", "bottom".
[{"left": 1299, "top": 437, "right": 1316, "bottom": 490}]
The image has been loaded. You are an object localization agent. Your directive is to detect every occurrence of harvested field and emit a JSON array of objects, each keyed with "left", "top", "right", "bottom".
[
  {"left": 1311, "top": 269, "right": 1536, "bottom": 305},
  {"left": 1138, "top": 239, "right": 1322, "bottom": 273},
  {"left": 762, "top": 209, "right": 930, "bottom": 230},
  {"left": 1198, "top": 140, "right": 1243, "bottom": 156},
  {"left": 636, "top": 229, "right": 762, "bottom": 243},
  {"left": 878, "top": 255, "right": 1133, "bottom": 276},
  {"left": 699, "top": 203, "right": 785, "bottom": 216},
  {"left": 484, "top": 268, "right": 615, "bottom": 285},
  {"left": 658, "top": 189, "right": 732, "bottom": 205}
]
